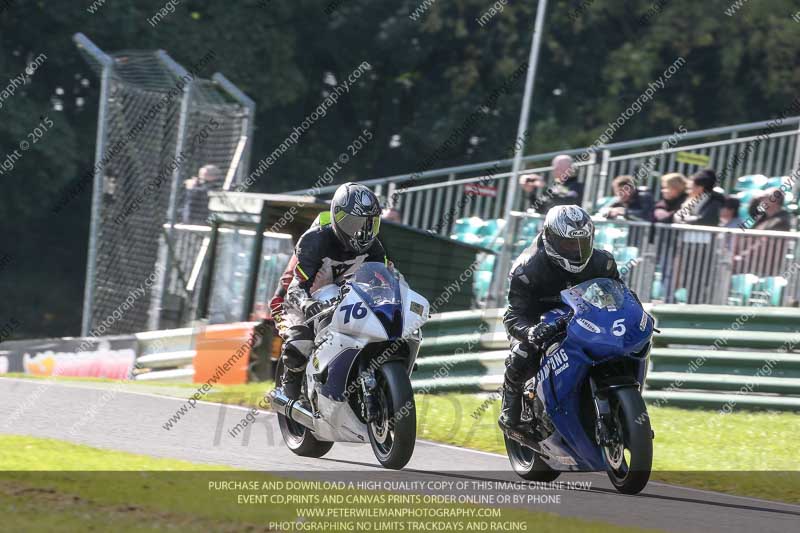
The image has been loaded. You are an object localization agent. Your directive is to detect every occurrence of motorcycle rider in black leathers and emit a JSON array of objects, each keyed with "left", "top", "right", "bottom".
[
  {"left": 277, "top": 183, "right": 388, "bottom": 402},
  {"left": 498, "top": 205, "right": 622, "bottom": 433}
]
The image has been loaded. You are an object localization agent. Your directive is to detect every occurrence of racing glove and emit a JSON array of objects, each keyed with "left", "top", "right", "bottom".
[
  {"left": 301, "top": 300, "right": 324, "bottom": 320},
  {"left": 526, "top": 322, "right": 559, "bottom": 350},
  {"left": 527, "top": 314, "right": 572, "bottom": 349}
]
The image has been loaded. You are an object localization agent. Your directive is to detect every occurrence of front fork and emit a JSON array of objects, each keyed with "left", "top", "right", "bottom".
[
  {"left": 590, "top": 377, "right": 616, "bottom": 447},
  {"left": 358, "top": 359, "right": 379, "bottom": 423}
]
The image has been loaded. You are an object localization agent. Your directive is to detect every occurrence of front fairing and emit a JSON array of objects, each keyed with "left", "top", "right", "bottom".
[{"left": 560, "top": 278, "right": 653, "bottom": 360}]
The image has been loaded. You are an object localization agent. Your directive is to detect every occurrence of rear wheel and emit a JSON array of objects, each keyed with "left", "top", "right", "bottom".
[
  {"left": 368, "top": 361, "right": 416, "bottom": 470},
  {"left": 504, "top": 437, "right": 560, "bottom": 481},
  {"left": 275, "top": 359, "right": 333, "bottom": 458},
  {"left": 503, "top": 396, "right": 560, "bottom": 481},
  {"left": 602, "top": 387, "right": 652, "bottom": 494}
]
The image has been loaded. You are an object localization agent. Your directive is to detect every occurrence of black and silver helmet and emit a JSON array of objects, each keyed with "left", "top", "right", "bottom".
[
  {"left": 542, "top": 205, "right": 595, "bottom": 273},
  {"left": 330, "top": 183, "right": 382, "bottom": 253}
]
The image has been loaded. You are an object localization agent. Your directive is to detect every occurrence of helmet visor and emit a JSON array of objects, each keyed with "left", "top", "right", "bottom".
[
  {"left": 335, "top": 213, "right": 381, "bottom": 248},
  {"left": 548, "top": 231, "right": 592, "bottom": 266}
]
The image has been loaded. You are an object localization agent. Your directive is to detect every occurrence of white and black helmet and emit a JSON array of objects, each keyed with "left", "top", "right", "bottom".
[
  {"left": 542, "top": 205, "right": 595, "bottom": 273},
  {"left": 330, "top": 183, "right": 382, "bottom": 253}
]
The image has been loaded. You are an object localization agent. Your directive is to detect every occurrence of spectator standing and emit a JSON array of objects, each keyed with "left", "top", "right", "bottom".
[
  {"left": 519, "top": 172, "right": 545, "bottom": 210},
  {"left": 181, "top": 164, "right": 223, "bottom": 224},
  {"left": 549, "top": 154, "right": 584, "bottom": 207},
  {"left": 671, "top": 169, "right": 724, "bottom": 304},
  {"left": 719, "top": 196, "right": 742, "bottom": 228},
  {"left": 673, "top": 169, "right": 724, "bottom": 226},
  {"left": 522, "top": 154, "right": 584, "bottom": 213},
  {"left": 652, "top": 173, "right": 688, "bottom": 223},
  {"left": 599, "top": 175, "right": 654, "bottom": 221}
]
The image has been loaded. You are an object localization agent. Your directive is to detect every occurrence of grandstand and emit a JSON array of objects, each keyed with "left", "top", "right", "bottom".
[{"left": 282, "top": 116, "right": 800, "bottom": 311}]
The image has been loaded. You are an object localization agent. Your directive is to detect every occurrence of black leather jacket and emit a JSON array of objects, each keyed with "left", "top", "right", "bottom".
[
  {"left": 285, "top": 224, "right": 388, "bottom": 313},
  {"left": 503, "top": 234, "right": 621, "bottom": 342}
]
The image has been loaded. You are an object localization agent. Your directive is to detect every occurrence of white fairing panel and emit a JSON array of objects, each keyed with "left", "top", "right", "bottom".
[
  {"left": 401, "top": 285, "right": 430, "bottom": 338},
  {"left": 330, "top": 289, "right": 389, "bottom": 343},
  {"left": 302, "top": 265, "right": 430, "bottom": 443}
]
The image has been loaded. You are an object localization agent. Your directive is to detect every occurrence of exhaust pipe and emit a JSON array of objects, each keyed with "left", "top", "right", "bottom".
[
  {"left": 268, "top": 389, "right": 316, "bottom": 429},
  {"left": 504, "top": 427, "right": 549, "bottom": 459}
]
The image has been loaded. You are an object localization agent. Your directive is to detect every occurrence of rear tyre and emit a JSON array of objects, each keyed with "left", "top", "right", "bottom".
[
  {"left": 602, "top": 387, "right": 652, "bottom": 494},
  {"left": 368, "top": 361, "right": 416, "bottom": 470},
  {"left": 503, "top": 396, "right": 560, "bottom": 481},
  {"left": 275, "top": 359, "right": 334, "bottom": 458},
  {"left": 504, "top": 436, "right": 560, "bottom": 481}
]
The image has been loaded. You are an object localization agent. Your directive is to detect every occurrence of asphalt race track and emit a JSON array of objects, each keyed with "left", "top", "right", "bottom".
[{"left": 1, "top": 377, "right": 798, "bottom": 532}]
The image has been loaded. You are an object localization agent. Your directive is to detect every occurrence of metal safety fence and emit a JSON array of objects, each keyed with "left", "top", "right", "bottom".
[
  {"left": 286, "top": 116, "right": 800, "bottom": 238},
  {"left": 75, "top": 33, "right": 256, "bottom": 336},
  {"left": 494, "top": 213, "right": 800, "bottom": 308}
]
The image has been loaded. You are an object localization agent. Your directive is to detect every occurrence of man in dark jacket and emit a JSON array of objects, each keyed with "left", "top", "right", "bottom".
[
  {"left": 522, "top": 155, "right": 584, "bottom": 213},
  {"left": 499, "top": 205, "right": 622, "bottom": 432},
  {"left": 277, "top": 183, "right": 389, "bottom": 402},
  {"left": 599, "top": 175, "right": 654, "bottom": 221},
  {"left": 673, "top": 169, "right": 724, "bottom": 226}
]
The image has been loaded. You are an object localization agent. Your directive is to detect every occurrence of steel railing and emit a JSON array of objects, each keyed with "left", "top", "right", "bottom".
[
  {"left": 496, "top": 212, "right": 800, "bottom": 307},
  {"left": 283, "top": 117, "right": 800, "bottom": 237}
]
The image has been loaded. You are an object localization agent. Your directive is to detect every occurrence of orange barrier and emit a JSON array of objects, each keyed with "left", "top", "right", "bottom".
[{"left": 192, "top": 322, "right": 258, "bottom": 385}]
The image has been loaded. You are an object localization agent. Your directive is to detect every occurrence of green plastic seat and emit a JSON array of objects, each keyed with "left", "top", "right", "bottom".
[
  {"left": 614, "top": 246, "right": 639, "bottom": 266},
  {"left": 450, "top": 216, "right": 485, "bottom": 245},
  {"left": 729, "top": 273, "right": 759, "bottom": 306},
  {"left": 734, "top": 174, "right": 769, "bottom": 192},
  {"left": 473, "top": 271, "right": 493, "bottom": 302},
  {"left": 674, "top": 287, "right": 688, "bottom": 304}
]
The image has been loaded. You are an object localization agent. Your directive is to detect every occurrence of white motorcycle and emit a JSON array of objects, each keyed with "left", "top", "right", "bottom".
[{"left": 269, "top": 262, "right": 430, "bottom": 469}]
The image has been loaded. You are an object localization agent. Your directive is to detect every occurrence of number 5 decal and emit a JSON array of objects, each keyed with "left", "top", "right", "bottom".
[
  {"left": 340, "top": 301, "right": 368, "bottom": 323},
  {"left": 612, "top": 318, "right": 626, "bottom": 336}
]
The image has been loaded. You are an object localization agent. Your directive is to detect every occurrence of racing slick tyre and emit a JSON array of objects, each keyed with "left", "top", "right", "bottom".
[
  {"left": 504, "top": 435, "right": 560, "bottom": 481},
  {"left": 602, "top": 387, "right": 653, "bottom": 495},
  {"left": 368, "top": 361, "right": 416, "bottom": 470},
  {"left": 503, "top": 393, "right": 560, "bottom": 482},
  {"left": 275, "top": 359, "right": 334, "bottom": 458}
]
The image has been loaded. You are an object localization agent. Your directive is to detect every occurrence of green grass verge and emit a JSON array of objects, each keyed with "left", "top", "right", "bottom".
[{"left": 0, "top": 435, "right": 657, "bottom": 533}]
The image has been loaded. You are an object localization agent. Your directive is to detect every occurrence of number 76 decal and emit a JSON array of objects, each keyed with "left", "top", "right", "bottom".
[{"left": 340, "top": 301, "right": 367, "bottom": 323}]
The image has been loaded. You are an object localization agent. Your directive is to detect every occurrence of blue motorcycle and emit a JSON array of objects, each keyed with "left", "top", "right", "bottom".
[{"left": 503, "top": 277, "right": 655, "bottom": 494}]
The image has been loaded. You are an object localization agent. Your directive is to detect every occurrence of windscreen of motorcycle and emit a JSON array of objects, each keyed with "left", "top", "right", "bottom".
[
  {"left": 348, "top": 262, "right": 403, "bottom": 339},
  {"left": 560, "top": 278, "right": 653, "bottom": 357}
]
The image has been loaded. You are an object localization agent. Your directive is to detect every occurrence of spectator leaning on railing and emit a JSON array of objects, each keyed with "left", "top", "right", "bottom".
[
  {"left": 521, "top": 154, "right": 584, "bottom": 213},
  {"left": 719, "top": 195, "right": 742, "bottom": 228},
  {"left": 673, "top": 168, "right": 724, "bottom": 226},
  {"left": 598, "top": 174, "right": 654, "bottom": 221},
  {"left": 652, "top": 172, "right": 689, "bottom": 223},
  {"left": 750, "top": 188, "right": 792, "bottom": 231}
]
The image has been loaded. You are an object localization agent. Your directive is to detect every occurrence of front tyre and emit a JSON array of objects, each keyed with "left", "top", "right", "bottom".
[
  {"left": 368, "top": 361, "right": 416, "bottom": 470},
  {"left": 275, "top": 359, "right": 334, "bottom": 458},
  {"left": 602, "top": 387, "right": 653, "bottom": 494}
]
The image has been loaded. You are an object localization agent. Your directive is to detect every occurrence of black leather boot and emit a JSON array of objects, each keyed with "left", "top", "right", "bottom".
[
  {"left": 280, "top": 367, "right": 303, "bottom": 401},
  {"left": 498, "top": 378, "right": 524, "bottom": 433}
]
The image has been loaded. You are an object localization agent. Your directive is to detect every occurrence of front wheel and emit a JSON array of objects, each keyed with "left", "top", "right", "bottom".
[
  {"left": 275, "top": 359, "right": 334, "bottom": 458},
  {"left": 602, "top": 387, "right": 653, "bottom": 494},
  {"left": 368, "top": 361, "right": 416, "bottom": 470}
]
